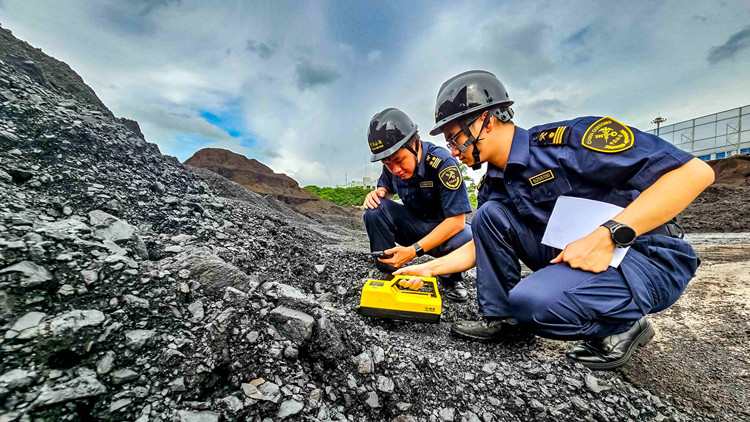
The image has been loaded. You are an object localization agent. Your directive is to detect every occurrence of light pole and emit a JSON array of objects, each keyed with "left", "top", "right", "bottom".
[{"left": 651, "top": 115, "right": 667, "bottom": 136}]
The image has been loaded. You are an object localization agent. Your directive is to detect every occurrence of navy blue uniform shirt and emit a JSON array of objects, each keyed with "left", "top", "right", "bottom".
[
  {"left": 477, "top": 116, "right": 696, "bottom": 234},
  {"left": 378, "top": 141, "right": 472, "bottom": 222}
]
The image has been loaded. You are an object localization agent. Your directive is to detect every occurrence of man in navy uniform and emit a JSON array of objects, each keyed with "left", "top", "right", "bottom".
[
  {"left": 363, "top": 108, "right": 473, "bottom": 302},
  {"left": 395, "top": 71, "right": 714, "bottom": 369}
]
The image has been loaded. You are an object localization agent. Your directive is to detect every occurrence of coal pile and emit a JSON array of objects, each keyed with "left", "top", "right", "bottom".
[
  {"left": 0, "top": 25, "right": 715, "bottom": 421},
  {"left": 678, "top": 155, "right": 750, "bottom": 233}
]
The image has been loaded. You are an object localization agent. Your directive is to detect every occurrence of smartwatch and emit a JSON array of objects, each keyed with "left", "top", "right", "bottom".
[
  {"left": 412, "top": 242, "right": 425, "bottom": 257},
  {"left": 601, "top": 220, "right": 637, "bottom": 248}
]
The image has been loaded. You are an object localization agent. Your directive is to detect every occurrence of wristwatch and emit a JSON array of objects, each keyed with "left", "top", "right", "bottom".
[
  {"left": 412, "top": 242, "right": 425, "bottom": 257},
  {"left": 601, "top": 220, "right": 637, "bottom": 248}
]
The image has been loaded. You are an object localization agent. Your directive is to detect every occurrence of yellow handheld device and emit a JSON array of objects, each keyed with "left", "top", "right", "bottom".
[{"left": 359, "top": 275, "right": 441, "bottom": 323}]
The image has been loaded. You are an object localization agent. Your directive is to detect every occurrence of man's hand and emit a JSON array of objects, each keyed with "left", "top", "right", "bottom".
[
  {"left": 393, "top": 263, "right": 434, "bottom": 290},
  {"left": 550, "top": 226, "right": 616, "bottom": 273},
  {"left": 363, "top": 188, "right": 386, "bottom": 210},
  {"left": 379, "top": 245, "right": 417, "bottom": 269}
]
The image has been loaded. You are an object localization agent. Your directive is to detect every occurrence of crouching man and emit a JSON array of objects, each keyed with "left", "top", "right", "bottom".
[
  {"left": 396, "top": 71, "right": 714, "bottom": 369},
  {"left": 363, "top": 108, "right": 473, "bottom": 302}
]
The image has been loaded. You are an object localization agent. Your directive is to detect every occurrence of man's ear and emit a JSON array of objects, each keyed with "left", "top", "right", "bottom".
[{"left": 483, "top": 110, "right": 494, "bottom": 133}]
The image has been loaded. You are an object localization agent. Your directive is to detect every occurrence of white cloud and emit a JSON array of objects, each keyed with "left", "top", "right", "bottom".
[
  {"left": 366, "top": 50, "right": 382, "bottom": 62},
  {"left": 1, "top": 0, "right": 749, "bottom": 187}
]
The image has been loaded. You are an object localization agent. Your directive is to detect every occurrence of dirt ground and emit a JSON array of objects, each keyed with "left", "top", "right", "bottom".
[
  {"left": 621, "top": 244, "right": 750, "bottom": 420},
  {"left": 531, "top": 241, "right": 750, "bottom": 420}
]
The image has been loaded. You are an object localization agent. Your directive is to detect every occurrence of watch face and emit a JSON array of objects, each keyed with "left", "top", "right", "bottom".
[{"left": 613, "top": 225, "right": 637, "bottom": 245}]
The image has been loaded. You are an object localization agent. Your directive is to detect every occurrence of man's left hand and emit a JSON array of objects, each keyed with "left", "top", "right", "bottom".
[
  {"left": 379, "top": 245, "right": 417, "bottom": 269},
  {"left": 550, "top": 226, "right": 616, "bottom": 273}
]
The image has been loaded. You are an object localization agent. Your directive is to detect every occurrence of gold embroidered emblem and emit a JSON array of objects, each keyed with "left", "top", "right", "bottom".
[
  {"left": 582, "top": 117, "right": 634, "bottom": 153},
  {"left": 529, "top": 170, "right": 554, "bottom": 186},
  {"left": 535, "top": 127, "right": 568, "bottom": 146},
  {"left": 439, "top": 166, "right": 462, "bottom": 190}
]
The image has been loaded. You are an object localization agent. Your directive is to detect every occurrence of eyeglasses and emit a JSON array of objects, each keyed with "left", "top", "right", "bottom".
[{"left": 445, "top": 115, "right": 482, "bottom": 150}]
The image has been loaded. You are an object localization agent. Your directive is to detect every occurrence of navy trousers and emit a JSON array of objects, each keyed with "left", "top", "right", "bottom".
[
  {"left": 363, "top": 199, "right": 473, "bottom": 283},
  {"left": 473, "top": 200, "right": 699, "bottom": 339}
]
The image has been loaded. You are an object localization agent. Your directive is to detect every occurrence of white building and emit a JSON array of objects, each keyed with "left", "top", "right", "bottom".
[{"left": 337, "top": 176, "right": 377, "bottom": 190}]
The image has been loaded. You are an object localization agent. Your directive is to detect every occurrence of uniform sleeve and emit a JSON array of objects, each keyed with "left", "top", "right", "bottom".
[
  {"left": 436, "top": 155, "right": 473, "bottom": 217},
  {"left": 377, "top": 166, "right": 394, "bottom": 193},
  {"left": 568, "top": 117, "right": 696, "bottom": 192}
]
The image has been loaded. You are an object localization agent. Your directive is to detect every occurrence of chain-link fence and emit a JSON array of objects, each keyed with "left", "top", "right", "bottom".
[{"left": 646, "top": 105, "right": 750, "bottom": 160}]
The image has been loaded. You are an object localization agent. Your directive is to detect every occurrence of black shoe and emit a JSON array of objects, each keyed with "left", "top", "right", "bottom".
[
  {"left": 566, "top": 317, "right": 655, "bottom": 370},
  {"left": 439, "top": 279, "right": 468, "bottom": 303},
  {"left": 451, "top": 318, "right": 523, "bottom": 342}
]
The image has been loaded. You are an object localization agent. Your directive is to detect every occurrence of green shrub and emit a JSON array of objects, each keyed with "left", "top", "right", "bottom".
[{"left": 304, "top": 186, "right": 371, "bottom": 206}]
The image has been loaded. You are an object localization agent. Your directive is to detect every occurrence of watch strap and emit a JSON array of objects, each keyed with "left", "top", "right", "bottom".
[
  {"left": 601, "top": 220, "right": 620, "bottom": 231},
  {"left": 413, "top": 242, "right": 425, "bottom": 257}
]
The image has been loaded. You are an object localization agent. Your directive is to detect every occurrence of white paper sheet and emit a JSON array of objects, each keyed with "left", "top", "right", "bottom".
[{"left": 541, "top": 196, "right": 629, "bottom": 268}]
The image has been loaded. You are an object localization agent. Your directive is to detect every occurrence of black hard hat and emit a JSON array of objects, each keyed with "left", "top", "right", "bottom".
[
  {"left": 430, "top": 70, "right": 514, "bottom": 136},
  {"left": 367, "top": 108, "right": 418, "bottom": 162}
]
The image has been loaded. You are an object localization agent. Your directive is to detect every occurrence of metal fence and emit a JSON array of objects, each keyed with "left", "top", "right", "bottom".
[{"left": 646, "top": 105, "right": 750, "bottom": 160}]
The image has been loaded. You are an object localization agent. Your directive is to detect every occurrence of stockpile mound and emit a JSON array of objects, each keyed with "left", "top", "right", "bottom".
[
  {"left": 0, "top": 25, "right": 713, "bottom": 421},
  {"left": 679, "top": 154, "right": 750, "bottom": 233},
  {"left": 184, "top": 148, "right": 362, "bottom": 228}
]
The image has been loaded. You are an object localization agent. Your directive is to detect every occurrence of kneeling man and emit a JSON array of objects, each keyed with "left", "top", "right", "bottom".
[
  {"left": 364, "top": 108, "right": 473, "bottom": 302},
  {"left": 396, "top": 71, "right": 714, "bottom": 369}
]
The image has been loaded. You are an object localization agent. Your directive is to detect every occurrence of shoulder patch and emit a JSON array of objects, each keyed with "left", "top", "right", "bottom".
[
  {"left": 438, "top": 166, "right": 462, "bottom": 190},
  {"left": 532, "top": 126, "right": 569, "bottom": 146},
  {"left": 426, "top": 154, "right": 442, "bottom": 169},
  {"left": 582, "top": 117, "right": 634, "bottom": 153},
  {"left": 477, "top": 173, "right": 486, "bottom": 191}
]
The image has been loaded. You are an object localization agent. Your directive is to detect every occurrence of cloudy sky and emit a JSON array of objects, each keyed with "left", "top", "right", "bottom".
[{"left": 2, "top": 0, "right": 750, "bottom": 186}]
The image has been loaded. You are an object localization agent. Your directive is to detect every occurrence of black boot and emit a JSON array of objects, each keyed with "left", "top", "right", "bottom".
[
  {"left": 566, "top": 317, "right": 655, "bottom": 370},
  {"left": 439, "top": 277, "right": 468, "bottom": 303},
  {"left": 451, "top": 317, "right": 523, "bottom": 341}
]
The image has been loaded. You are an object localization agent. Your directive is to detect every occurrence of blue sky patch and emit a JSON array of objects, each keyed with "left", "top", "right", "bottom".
[{"left": 200, "top": 102, "right": 246, "bottom": 138}]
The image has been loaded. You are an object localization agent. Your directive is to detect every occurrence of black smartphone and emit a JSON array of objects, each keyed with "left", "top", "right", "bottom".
[{"left": 367, "top": 251, "right": 393, "bottom": 259}]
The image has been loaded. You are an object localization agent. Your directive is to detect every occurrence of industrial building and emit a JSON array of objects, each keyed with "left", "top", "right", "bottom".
[
  {"left": 337, "top": 176, "right": 377, "bottom": 190},
  {"left": 647, "top": 104, "right": 750, "bottom": 161}
]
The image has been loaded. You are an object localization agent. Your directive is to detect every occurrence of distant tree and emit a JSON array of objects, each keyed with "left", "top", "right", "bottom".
[{"left": 459, "top": 163, "right": 478, "bottom": 208}]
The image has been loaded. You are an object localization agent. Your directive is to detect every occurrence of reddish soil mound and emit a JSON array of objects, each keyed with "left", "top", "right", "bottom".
[
  {"left": 184, "top": 148, "right": 361, "bottom": 225},
  {"left": 184, "top": 148, "right": 310, "bottom": 198}
]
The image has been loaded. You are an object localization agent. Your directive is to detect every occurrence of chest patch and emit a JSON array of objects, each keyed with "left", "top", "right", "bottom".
[
  {"left": 582, "top": 117, "right": 634, "bottom": 153},
  {"left": 426, "top": 154, "right": 442, "bottom": 169},
  {"left": 420, "top": 181, "right": 434, "bottom": 188},
  {"left": 532, "top": 126, "right": 569, "bottom": 146},
  {"left": 529, "top": 170, "right": 554, "bottom": 186},
  {"left": 439, "top": 166, "right": 462, "bottom": 190}
]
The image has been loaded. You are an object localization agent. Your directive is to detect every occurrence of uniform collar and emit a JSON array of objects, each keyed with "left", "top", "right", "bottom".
[
  {"left": 416, "top": 141, "right": 431, "bottom": 178},
  {"left": 506, "top": 126, "right": 530, "bottom": 168},
  {"left": 486, "top": 126, "right": 529, "bottom": 178}
]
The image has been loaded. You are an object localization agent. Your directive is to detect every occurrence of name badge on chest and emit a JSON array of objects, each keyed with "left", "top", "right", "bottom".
[
  {"left": 529, "top": 170, "right": 554, "bottom": 186},
  {"left": 420, "top": 181, "right": 434, "bottom": 188}
]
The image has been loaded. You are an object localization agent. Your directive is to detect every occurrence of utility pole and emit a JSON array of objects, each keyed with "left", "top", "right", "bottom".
[{"left": 651, "top": 115, "right": 667, "bottom": 136}]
